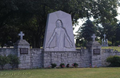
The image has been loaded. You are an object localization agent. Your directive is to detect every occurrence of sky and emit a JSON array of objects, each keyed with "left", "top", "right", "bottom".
[
  {"left": 116, "top": 7, "right": 120, "bottom": 21},
  {"left": 73, "top": 7, "right": 120, "bottom": 35}
]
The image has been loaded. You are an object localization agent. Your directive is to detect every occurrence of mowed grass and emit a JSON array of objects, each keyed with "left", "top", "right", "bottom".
[
  {"left": 77, "top": 46, "right": 120, "bottom": 52},
  {"left": 102, "top": 46, "right": 120, "bottom": 52},
  {"left": 0, "top": 68, "right": 120, "bottom": 78}
]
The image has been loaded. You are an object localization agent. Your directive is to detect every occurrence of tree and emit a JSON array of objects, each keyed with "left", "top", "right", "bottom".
[
  {"left": 102, "top": 23, "right": 117, "bottom": 45},
  {"left": 79, "top": 19, "right": 96, "bottom": 42},
  {"left": 115, "top": 23, "right": 120, "bottom": 45},
  {"left": 0, "top": 0, "right": 19, "bottom": 47},
  {"left": 0, "top": 0, "right": 119, "bottom": 48}
]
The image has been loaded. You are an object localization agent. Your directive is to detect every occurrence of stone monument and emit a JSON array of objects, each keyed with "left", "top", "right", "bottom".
[
  {"left": 14, "top": 31, "right": 31, "bottom": 69},
  {"left": 86, "top": 34, "right": 102, "bottom": 67},
  {"left": 43, "top": 10, "right": 76, "bottom": 51},
  {"left": 91, "top": 34, "right": 102, "bottom": 67},
  {"left": 102, "top": 34, "right": 108, "bottom": 47}
]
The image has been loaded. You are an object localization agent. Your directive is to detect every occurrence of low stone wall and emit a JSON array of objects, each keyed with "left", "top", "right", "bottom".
[
  {"left": 0, "top": 48, "right": 17, "bottom": 56},
  {"left": 0, "top": 48, "right": 17, "bottom": 69},
  {"left": 30, "top": 49, "right": 43, "bottom": 68},
  {"left": 0, "top": 48, "right": 120, "bottom": 69},
  {"left": 43, "top": 49, "right": 91, "bottom": 68},
  {"left": 101, "top": 49, "right": 120, "bottom": 66}
]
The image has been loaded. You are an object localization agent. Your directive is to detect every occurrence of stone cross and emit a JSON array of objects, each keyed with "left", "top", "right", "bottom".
[
  {"left": 18, "top": 31, "right": 24, "bottom": 40},
  {"left": 91, "top": 34, "right": 96, "bottom": 41},
  {"left": 103, "top": 34, "right": 106, "bottom": 40}
]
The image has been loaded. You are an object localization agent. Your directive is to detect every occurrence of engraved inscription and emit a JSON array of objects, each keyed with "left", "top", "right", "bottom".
[
  {"left": 20, "top": 48, "right": 28, "bottom": 54},
  {"left": 93, "top": 49, "right": 100, "bottom": 55}
]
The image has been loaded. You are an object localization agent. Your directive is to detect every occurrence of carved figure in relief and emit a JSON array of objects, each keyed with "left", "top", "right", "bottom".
[{"left": 46, "top": 19, "right": 73, "bottom": 49}]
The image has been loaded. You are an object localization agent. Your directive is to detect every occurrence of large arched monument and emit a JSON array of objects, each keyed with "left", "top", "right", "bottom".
[{"left": 43, "top": 10, "right": 76, "bottom": 51}]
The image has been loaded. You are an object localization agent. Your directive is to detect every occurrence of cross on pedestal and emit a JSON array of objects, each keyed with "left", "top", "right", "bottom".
[
  {"left": 18, "top": 31, "right": 24, "bottom": 40},
  {"left": 91, "top": 34, "right": 96, "bottom": 41},
  {"left": 103, "top": 34, "right": 106, "bottom": 40}
]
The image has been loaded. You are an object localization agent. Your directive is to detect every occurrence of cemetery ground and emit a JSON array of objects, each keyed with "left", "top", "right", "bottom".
[
  {"left": 102, "top": 46, "right": 120, "bottom": 52},
  {"left": 0, "top": 67, "right": 120, "bottom": 78},
  {"left": 76, "top": 46, "right": 120, "bottom": 52}
]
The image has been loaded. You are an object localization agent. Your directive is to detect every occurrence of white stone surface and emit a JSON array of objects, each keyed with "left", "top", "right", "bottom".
[
  {"left": 15, "top": 32, "right": 31, "bottom": 69},
  {"left": 102, "top": 34, "right": 108, "bottom": 47},
  {"left": 43, "top": 10, "right": 76, "bottom": 51},
  {"left": 18, "top": 31, "right": 24, "bottom": 40},
  {"left": 1, "top": 48, "right": 120, "bottom": 69},
  {"left": 91, "top": 41, "right": 102, "bottom": 67},
  {"left": 91, "top": 34, "right": 96, "bottom": 41}
]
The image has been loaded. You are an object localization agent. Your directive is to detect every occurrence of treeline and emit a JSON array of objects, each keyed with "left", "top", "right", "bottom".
[
  {"left": 76, "top": 20, "right": 120, "bottom": 47},
  {"left": 0, "top": 0, "right": 119, "bottom": 48}
]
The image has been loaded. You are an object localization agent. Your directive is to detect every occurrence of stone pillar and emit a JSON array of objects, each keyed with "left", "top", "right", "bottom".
[
  {"left": 87, "top": 34, "right": 102, "bottom": 67},
  {"left": 91, "top": 41, "right": 101, "bottom": 67},
  {"left": 14, "top": 31, "right": 31, "bottom": 69},
  {"left": 14, "top": 39, "right": 31, "bottom": 69},
  {"left": 86, "top": 41, "right": 102, "bottom": 67}
]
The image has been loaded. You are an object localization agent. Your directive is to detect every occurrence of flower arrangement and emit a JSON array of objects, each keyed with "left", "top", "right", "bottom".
[
  {"left": 60, "top": 63, "right": 65, "bottom": 68},
  {"left": 89, "top": 64, "right": 92, "bottom": 68},
  {"left": 66, "top": 64, "right": 69, "bottom": 68},
  {"left": 72, "top": 63, "right": 78, "bottom": 67},
  {"left": 51, "top": 63, "right": 57, "bottom": 68},
  {"left": 47, "top": 65, "right": 51, "bottom": 68},
  {"left": 94, "top": 65, "right": 97, "bottom": 68}
]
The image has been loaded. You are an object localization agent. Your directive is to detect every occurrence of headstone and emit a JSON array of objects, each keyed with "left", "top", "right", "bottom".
[
  {"left": 102, "top": 34, "right": 108, "bottom": 47},
  {"left": 43, "top": 10, "right": 76, "bottom": 51}
]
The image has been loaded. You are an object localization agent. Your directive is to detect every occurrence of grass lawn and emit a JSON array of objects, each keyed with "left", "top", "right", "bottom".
[
  {"left": 77, "top": 46, "right": 120, "bottom": 52},
  {"left": 0, "top": 67, "right": 120, "bottom": 78},
  {"left": 102, "top": 46, "right": 120, "bottom": 52}
]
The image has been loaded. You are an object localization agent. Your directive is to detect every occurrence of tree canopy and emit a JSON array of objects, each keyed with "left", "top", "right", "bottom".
[
  {"left": 80, "top": 19, "right": 96, "bottom": 42},
  {"left": 0, "top": 0, "right": 119, "bottom": 47}
]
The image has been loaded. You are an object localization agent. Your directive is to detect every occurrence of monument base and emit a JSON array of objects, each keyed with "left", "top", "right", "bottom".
[{"left": 43, "top": 50, "right": 91, "bottom": 68}]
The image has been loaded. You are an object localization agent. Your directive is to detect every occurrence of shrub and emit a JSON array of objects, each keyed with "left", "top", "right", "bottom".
[
  {"left": 66, "top": 64, "right": 69, "bottom": 68},
  {"left": 60, "top": 63, "right": 65, "bottom": 68},
  {"left": 51, "top": 63, "right": 57, "bottom": 68},
  {"left": 8, "top": 54, "right": 20, "bottom": 69},
  {"left": 72, "top": 63, "right": 78, "bottom": 67},
  {"left": 106, "top": 55, "right": 120, "bottom": 67},
  {"left": 0, "top": 55, "right": 9, "bottom": 70}
]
